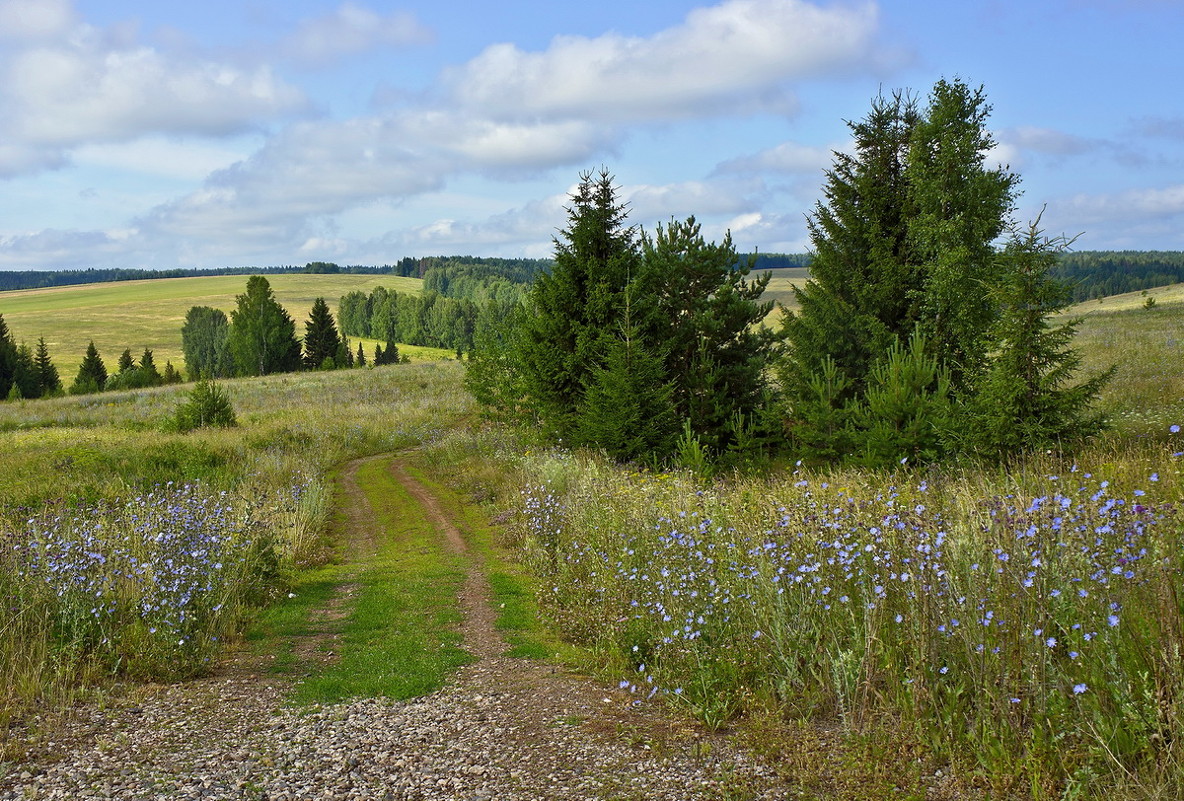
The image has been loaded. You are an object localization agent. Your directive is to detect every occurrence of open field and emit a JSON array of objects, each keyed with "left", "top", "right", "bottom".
[
  {"left": 759, "top": 266, "right": 810, "bottom": 320},
  {"left": 0, "top": 273, "right": 423, "bottom": 377}
]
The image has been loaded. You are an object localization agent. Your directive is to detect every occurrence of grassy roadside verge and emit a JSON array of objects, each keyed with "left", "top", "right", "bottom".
[{"left": 249, "top": 456, "right": 474, "bottom": 704}]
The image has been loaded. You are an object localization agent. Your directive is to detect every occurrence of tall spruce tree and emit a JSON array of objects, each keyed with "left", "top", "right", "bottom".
[
  {"left": 576, "top": 294, "right": 677, "bottom": 463},
  {"left": 781, "top": 90, "right": 921, "bottom": 409},
  {"left": 34, "top": 337, "right": 61, "bottom": 396},
  {"left": 8, "top": 344, "right": 38, "bottom": 399},
  {"left": 303, "top": 297, "right": 342, "bottom": 370},
  {"left": 139, "top": 348, "right": 162, "bottom": 386},
  {"left": 907, "top": 80, "right": 1017, "bottom": 390},
  {"left": 226, "top": 276, "right": 302, "bottom": 376},
  {"left": 71, "top": 341, "right": 107, "bottom": 395},
  {"left": 516, "top": 168, "right": 640, "bottom": 440},
  {"left": 781, "top": 79, "right": 1027, "bottom": 462}
]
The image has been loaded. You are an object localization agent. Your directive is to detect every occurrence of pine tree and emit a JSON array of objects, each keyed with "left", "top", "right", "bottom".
[
  {"left": 34, "top": 337, "right": 61, "bottom": 397},
  {"left": 118, "top": 348, "right": 135, "bottom": 373},
  {"left": 71, "top": 341, "right": 107, "bottom": 395},
  {"left": 303, "top": 297, "right": 342, "bottom": 370},
  {"left": 226, "top": 276, "right": 302, "bottom": 376},
  {"left": 356, "top": 342, "right": 367, "bottom": 367},
  {"left": 373, "top": 343, "right": 383, "bottom": 365}
]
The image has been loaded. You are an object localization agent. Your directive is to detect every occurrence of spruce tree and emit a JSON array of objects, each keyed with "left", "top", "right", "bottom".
[
  {"left": 117, "top": 348, "right": 135, "bottom": 373},
  {"left": 907, "top": 79, "right": 1018, "bottom": 390},
  {"left": 161, "top": 361, "right": 183, "bottom": 385},
  {"left": 139, "top": 348, "right": 162, "bottom": 386},
  {"left": 8, "top": 343, "right": 38, "bottom": 399},
  {"left": 576, "top": 296, "right": 677, "bottom": 462},
  {"left": 356, "top": 342, "right": 367, "bottom": 367},
  {"left": 303, "top": 297, "right": 342, "bottom": 370},
  {"left": 515, "top": 168, "right": 640, "bottom": 440},
  {"left": 34, "top": 337, "right": 61, "bottom": 397},
  {"left": 634, "top": 216, "right": 778, "bottom": 454},
  {"left": 226, "top": 276, "right": 302, "bottom": 376},
  {"left": 71, "top": 341, "right": 107, "bottom": 395},
  {"left": 972, "top": 222, "right": 1113, "bottom": 455},
  {"left": 781, "top": 90, "right": 921, "bottom": 407},
  {"left": 780, "top": 79, "right": 1029, "bottom": 462},
  {"left": 381, "top": 338, "right": 400, "bottom": 365},
  {"left": 0, "top": 314, "right": 17, "bottom": 399}
]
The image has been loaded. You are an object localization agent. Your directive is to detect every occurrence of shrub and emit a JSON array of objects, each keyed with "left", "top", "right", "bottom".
[{"left": 173, "top": 380, "right": 237, "bottom": 432}]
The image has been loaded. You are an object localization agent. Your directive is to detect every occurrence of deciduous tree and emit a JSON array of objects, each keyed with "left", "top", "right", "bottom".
[{"left": 226, "top": 276, "right": 301, "bottom": 376}]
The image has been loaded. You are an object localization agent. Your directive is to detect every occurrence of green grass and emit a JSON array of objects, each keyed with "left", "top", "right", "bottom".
[
  {"left": 0, "top": 362, "right": 474, "bottom": 724},
  {"left": 0, "top": 273, "right": 424, "bottom": 376},
  {"left": 287, "top": 458, "right": 473, "bottom": 703},
  {"left": 404, "top": 456, "right": 566, "bottom": 662}
]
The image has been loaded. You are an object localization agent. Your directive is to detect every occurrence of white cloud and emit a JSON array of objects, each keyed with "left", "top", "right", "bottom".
[
  {"left": 279, "top": 3, "right": 432, "bottom": 67},
  {"left": 73, "top": 137, "right": 253, "bottom": 181},
  {"left": 626, "top": 178, "right": 764, "bottom": 223},
  {"left": 715, "top": 140, "right": 836, "bottom": 174},
  {"left": 1061, "top": 184, "right": 1184, "bottom": 223},
  {"left": 0, "top": 5, "right": 307, "bottom": 178},
  {"left": 446, "top": 0, "right": 880, "bottom": 122},
  {"left": 0, "top": 0, "right": 75, "bottom": 41}
]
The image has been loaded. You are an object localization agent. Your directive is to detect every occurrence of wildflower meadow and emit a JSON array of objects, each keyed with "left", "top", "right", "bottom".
[
  {"left": 0, "top": 362, "right": 471, "bottom": 728},
  {"left": 439, "top": 429, "right": 1182, "bottom": 797}
]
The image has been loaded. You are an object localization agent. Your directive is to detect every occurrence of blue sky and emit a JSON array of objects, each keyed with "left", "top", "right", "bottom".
[{"left": 0, "top": 0, "right": 1181, "bottom": 270}]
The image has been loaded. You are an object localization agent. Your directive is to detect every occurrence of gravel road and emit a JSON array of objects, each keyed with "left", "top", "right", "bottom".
[{"left": 0, "top": 459, "right": 791, "bottom": 800}]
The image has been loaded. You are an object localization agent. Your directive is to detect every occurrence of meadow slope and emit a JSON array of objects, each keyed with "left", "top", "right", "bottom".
[{"left": 0, "top": 273, "right": 423, "bottom": 377}]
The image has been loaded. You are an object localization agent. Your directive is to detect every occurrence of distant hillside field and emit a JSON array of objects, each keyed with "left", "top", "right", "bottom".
[{"left": 0, "top": 273, "right": 423, "bottom": 377}]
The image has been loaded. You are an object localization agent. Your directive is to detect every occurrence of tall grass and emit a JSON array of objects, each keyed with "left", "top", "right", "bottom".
[
  {"left": 493, "top": 448, "right": 1182, "bottom": 795},
  {"left": 0, "top": 362, "right": 472, "bottom": 731},
  {"left": 415, "top": 300, "right": 1184, "bottom": 798}
]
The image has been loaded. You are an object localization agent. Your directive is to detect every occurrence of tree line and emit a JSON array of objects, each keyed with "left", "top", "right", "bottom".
[
  {"left": 468, "top": 79, "right": 1112, "bottom": 469},
  {"left": 180, "top": 276, "right": 405, "bottom": 381},
  {"left": 0, "top": 313, "right": 183, "bottom": 401}
]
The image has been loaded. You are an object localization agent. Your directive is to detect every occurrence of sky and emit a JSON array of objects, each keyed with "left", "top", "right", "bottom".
[{"left": 0, "top": 0, "right": 1181, "bottom": 271}]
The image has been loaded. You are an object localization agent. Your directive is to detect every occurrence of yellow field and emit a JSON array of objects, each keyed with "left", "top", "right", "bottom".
[{"left": 0, "top": 273, "right": 424, "bottom": 377}]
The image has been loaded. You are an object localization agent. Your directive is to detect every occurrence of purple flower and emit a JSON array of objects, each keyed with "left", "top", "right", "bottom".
[{"left": 1073, "top": 683, "right": 1088, "bottom": 695}]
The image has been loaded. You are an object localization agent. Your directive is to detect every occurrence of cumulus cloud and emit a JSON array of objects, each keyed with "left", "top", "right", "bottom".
[
  {"left": 278, "top": 3, "right": 432, "bottom": 67},
  {"left": 446, "top": 0, "right": 880, "bottom": 122},
  {"left": 0, "top": 3, "right": 307, "bottom": 178},
  {"left": 0, "top": 0, "right": 75, "bottom": 41}
]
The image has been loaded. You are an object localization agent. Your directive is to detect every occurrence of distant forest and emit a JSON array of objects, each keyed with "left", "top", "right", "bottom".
[{"left": 2, "top": 251, "right": 1183, "bottom": 304}]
